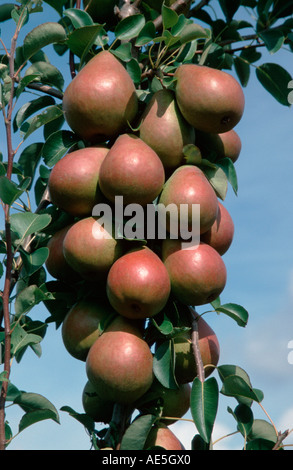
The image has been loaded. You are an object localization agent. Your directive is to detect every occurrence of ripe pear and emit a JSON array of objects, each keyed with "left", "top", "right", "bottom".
[
  {"left": 86, "top": 315, "right": 154, "bottom": 404},
  {"left": 106, "top": 246, "right": 171, "bottom": 320},
  {"left": 175, "top": 64, "right": 245, "bottom": 134},
  {"left": 139, "top": 89, "right": 195, "bottom": 170},
  {"left": 196, "top": 129, "right": 242, "bottom": 163},
  {"left": 173, "top": 309, "right": 220, "bottom": 384},
  {"left": 144, "top": 423, "right": 185, "bottom": 450},
  {"left": 62, "top": 51, "right": 138, "bottom": 143},
  {"left": 99, "top": 133, "right": 165, "bottom": 205},
  {"left": 45, "top": 225, "right": 81, "bottom": 283},
  {"left": 63, "top": 217, "right": 124, "bottom": 281},
  {"left": 48, "top": 146, "right": 109, "bottom": 217},
  {"left": 158, "top": 165, "right": 219, "bottom": 236},
  {"left": 162, "top": 239, "right": 227, "bottom": 306},
  {"left": 201, "top": 201, "right": 234, "bottom": 255},
  {"left": 61, "top": 298, "right": 116, "bottom": 361},
  {"left": 82, "top": 380, "right": 114, "bottom": 424}
]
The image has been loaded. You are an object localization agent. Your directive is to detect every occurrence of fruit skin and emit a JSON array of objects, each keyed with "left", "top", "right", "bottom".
[
  {"left": 62, "top": 51, "right": 138, "bottom": 143},
  {"left": 158, "top": 165, "right": 219, "bottom": 235},
  {"left": 99, "top": 133, "right": 165, "bottom": 206},
  {"left": 175, "top": 64, "right": 245, "bottom": 134},
  {"left": 201, "top": 201, "right": 234, "bottom": 256},
  {"left": 144, "top": 423, "right": 185, "bottom": 450},
  {"left": 45, "top": 225, "right": 81, "bottom": 282},
  {"left": 86, "top": 315, "right": 154, "bottom": 404},
  {"left": 196, "top": 129, "right": 242, "bottom": 163},
  {"left": 63, "top": 217, "right": 124, "bottom": 281},
  {"left": 162, "top": 239, "right": 227, "bottom": 306},
  {"left": 61, "top": 298, "right": 115, "bottom": 361},
  {"left": 173, "top": 309, "right": 220, "bottom": 384},
  {"left": 82, "top": 380, "right": 114, "bottom": 424},
  {"left": 48, "top": 146, "right": 109, "bottom": 217},
  {"left": 139, "top": 89, "right": 195, "bottom": 170},
  {"left": 106, "top": 246, "right": 171, "bottom": 320}
]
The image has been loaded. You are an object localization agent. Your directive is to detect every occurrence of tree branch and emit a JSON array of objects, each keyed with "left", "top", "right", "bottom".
[{"left": 189, "top": 307, "right": 205, "bottom": 383}]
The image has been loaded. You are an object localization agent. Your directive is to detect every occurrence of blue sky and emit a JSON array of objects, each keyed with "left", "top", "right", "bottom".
[{"left": 1, "top": 2, "right": 293, "bottom": 450}]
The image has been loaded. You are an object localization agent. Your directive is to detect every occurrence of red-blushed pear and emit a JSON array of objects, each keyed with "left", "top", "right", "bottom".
[
  {"left": 98, "top": 133, "right": 165, "bottom": 206},
  {"left": 82, "top": 380, "right": 115, "bottom": 424},
  {"left": 196, "top": 129, "right": 242, "bottom": 163},
  {"left": 144, "top": 423, "right": 185, "bottom": 450},
  {"left": 86, "top": 315, "right": 154, "bottom": 404},
  {"left": 48, "top": 146, "right": 109, "bottom": 217},
  {"left": 139, "top": 89, "right": 195, "bottom": 170},
  {"left": 175, "top": 64, "right": 245, "bottom": 134},
  {"left": 162, "top": 239, "right": 227, "bottom": 306},
  {"left": 158, "top": 165, "right": 219, "bottom": 235},
  {"left": 173, "top": 309, "right": 220, "bottom": 384},
  {"left": 201, "top": 201, "right": 234, "bottom": 256},
  {"left": 63, "top": 217, "right": 124, "bottom": 281},
  {"left": 45, "top": 225, "right": 81, "bottom": 283},
  {"left": 106, "top": 246, "right": 171, "bottom": 320},
  {"left": 61, "top": 298, "right": 116, "bottom": 361},
  {"left": 62, "top": 51, "right": 138, "bottom": 143}
]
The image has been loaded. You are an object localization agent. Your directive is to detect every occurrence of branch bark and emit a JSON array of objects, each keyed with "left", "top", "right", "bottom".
[{"left": 189, "top": 307, "right": 205, "bottom": 383}]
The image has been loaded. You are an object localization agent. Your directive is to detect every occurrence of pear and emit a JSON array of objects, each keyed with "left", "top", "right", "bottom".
[
  {"left": 162, "top": 239, "right": 227, "bottom": 306},
  {"left": 86, "top": 315, "right": 154, "bottom": 404},
  {"left": 106, "top": 246, "right": 171, "bottom": 320},
  {"left": 196, "top": 129, "right": 242, "bottom": 163},
  {"left": 48, "top": 146, "right": 109, "bottom": 217},
  {"left": 175, "top": 64, "right": 245, "bottom": 134},
  {"left": 82, "top": 380, "right": 114, "bottom": 424},
  {"left": 201, "top": 201, "right": 234, "bottom": 255},
  {"left": 144, "top": 423, "right": 185, "bottom": 450},
  {"left": 139, "top": 89, "right": 195, "bottom": 170},
  {"left": 63, "top": 216, "right": 124, "bottom": 281},
  {"left": 158, "top": 165, "right": 219, "bottom": 235},
  {"left": 98, "top": 133, "right": 165, "bottom": 205},
  {"left": 62, "top": 51, "right": 138, "bottom": 143}
]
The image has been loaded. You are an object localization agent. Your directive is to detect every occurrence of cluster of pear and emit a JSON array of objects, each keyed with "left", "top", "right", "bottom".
[{"left": 45, "top": 48, "right": 244, "bottom": 449}]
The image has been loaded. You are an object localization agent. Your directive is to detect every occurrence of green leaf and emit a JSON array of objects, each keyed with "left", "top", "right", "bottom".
[
  {"left": 13, "top": 96, "right": 56, "bottom": 132},
  {"left": 247, "top": 419, "right": 278, "bottom": 443},
  {"left": 0, "top": 177, "right": 25, "bottom": 205},
  {"left": 23, "top": 22, "right": 67, "bottom": 62},
  {"left": 214, "top": 302, "right": 249, "bottom": 327},
  {"left": 14, "top": 284, "right": 54, "bottom": 316},
  {"left": 60, "top": 406, "right": 95, "bottom": 432},
  {"left": 178, "top": 23, "right": 209, "bottom": 45},
  {"left": 43, "top": 0, "right": 67, "bottom": 16},
  {"left": 162, "top": 5, "right": 178, "bottom": 30},
  {"left": 18, "top": 409, "right": 59, "bottom": 433},
  {"left": 63, "top": 8, "right": 94, "bottom": 28},
  {"left": 0, "top": 3, "right": 15, "bottom": 23},
  {"left": 15, "top": 73, "right": 42, "bottom": 99},
  {"left": 20, "top": 105, "right": 63, "bottom": 140},
  {"left": 10, "top": 212, "right": 52, "bottom": 244},
  {"left": 66, "top": 24, "right": 104, "bottom": 62},
  {"left": 111, "top": 43, "right": 133, "bottom": 62},
  {"left": 153, "top": 340, "right": 178, "bottom": 389},
  {"left": 219, "top": 0, "right": 241, "bottom": 22},
  {"left": 120, "top": 414, "right": 157, "bottom": 450},
  {"left": 19, "top": 247, "right": 49, "bottom": 277},
  {"left": 151, "top": 313, "right": 174, "bottom": 337},
  {"left": 42, "top": 130, "right": 80, "bottom": 167},
  {"left": 220, "top": 375, "right": 261, "bottom": 402},
  {"left": 126, "top": 59, "right": 142, "bottom": 84},
  {"left": 114, "top": 14, "right": 145, "bottom": 41},
  {"left": 18, "top": 143, "right": 44, "bottom": 189},
  {"left": 135, "top": 21, "right": 156, "bottom": 46},
  {"left": 245, "top": 438, "right": 277, "bottom": 450},
  {"left": 256, "top": 63, "right": 292, "bottom": 106},
  {"left": 183, "top": 144, "right": 202, "bottom": 165},
  {"left": 24, "top": 62, "right": 64, "bottom": 91},
  {"left": 10, "top": 323, "right": 43, "bottom": 360},
  {"left": 259, "top": 29, "right": 285, "bottom": 54},
  {"left": 234, "top": 55, "right": 250, "bottom": 87},
  {"left": 201, "top": 162, "right": 228, "bottom": 200},
  {"left": 190, "top": 377, "right": 219, "bottom": 444},
  {"left": 228, "top": 403, "right": 254, "bottom": 438}
]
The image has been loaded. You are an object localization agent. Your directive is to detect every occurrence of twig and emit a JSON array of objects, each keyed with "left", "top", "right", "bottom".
[{"left": 189, "top": 307, "right": 205, "bottom": 383}]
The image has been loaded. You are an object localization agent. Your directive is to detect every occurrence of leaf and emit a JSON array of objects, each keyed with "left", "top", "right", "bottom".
[
  {"left": 60, "top": 406, "right": 95, "bottom": 432},
  {"left": 234, "top": 56, "right": 250, "bottom": 87},
  {"left": 183, "top": 144, "right": 202, "bottom": 165},
  {"left": 220, "top": 375, "right": 262, "bottom": 402},
  {"left": 247, "top": 419, "right": 278, "bottom": 443},
  {"left": 259, "top": 29, "right": 285, "bottom": 54},
  {"left": 219, "top": 0, "right": 241, "bottom": 22},
  {"left": 126, "top": 59, "right": 142, "bottom": 84},
  {"left": 24, "top": 62, "right": 64, "bottom": 91},
  {"left": 135, "top": 21, "right": 156, "bottom": 46},
  {"left": 18, "top": 143, "right": 44, "bottom": 189},
  {"left": 10, "top": 212, "right": 51, "bottom": 244},
  {"left": 14, "top": 284, "right": 54, "bottom": 316},
  {"left": 13, "top": 96, "right": 56, "bottom": 132},
  {"left": 66, "top": 24, "right": 104, "bottom": 62},
  {"left": 153, "top": 340, "right": 178, "bottom": 389},
  {"left": 42, "top": 130, "right": 80, "bottom": 167},
  {"left": 10, "top": 323, "right": 43, "bottom": 360},
  {"left": 120, "top": 414, "right": 157, "bottom": 450},
  {"left": 162, "top": 5, "right": 179, "bottom": 30},
  {"left": 63, "top": 8, "right": 94, "bottom": 28},
  {"left": 201, "top": 162, "right": 228, "bottom": 200},
  {"left": 151, "top": 313, "right": 174, "bottom": 337},
  {"left": 114, "top": 14, "right": 145, "bottom": 41},
  {"left": 111, "top": 43, "right": 133, "bottom": 62},
  {"left": 190, "top": 377, "right": 219, "bottom": 444},
  {"left": 18, "top": 409, "right": 59, "bottom": 433},
  {"left": 0, "top": 3, "right": 15, "bottom": 23},
  {"left": 214, "top": 302, "right": 249, "bottom": 327},
  {"left": 23, "top": 22, "right": 67, "bottom": 62},
  {"left": 0, "top": 177, "right": 25, "bottom": 205},
  {"left": 19, "top": 247, "right": 49, "bottom": 277},
  {"left": 178, "top": 23, "right": 209, "bottom": 44},
  {"left": 228, "top": 403, "right": 254, "bottom": 438},
  {"left": 43, "top": 0, "right": 67, "bottom": 16},
  {"left": 245, "top": 438, "right": 277, "bottom": 450},
  {"left": 256, "top": 63, "right": 292, "bottom": 106},
  {"left": 15, "top": 73, "right": 42, "bottom": 99},
  {"left": 20, "top": 105, "right": 63, "bottom": 140}
]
